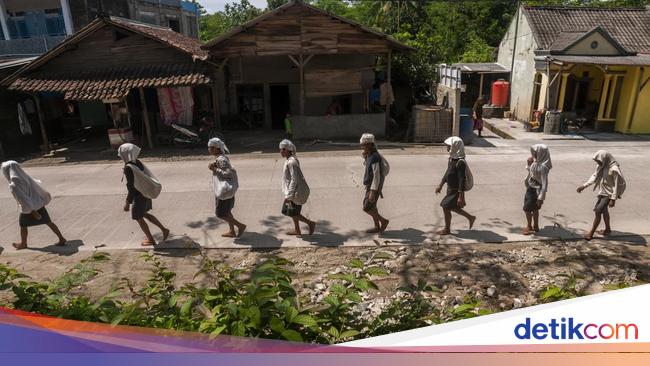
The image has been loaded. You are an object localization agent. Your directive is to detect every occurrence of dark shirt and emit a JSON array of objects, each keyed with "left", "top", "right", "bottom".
[
  {"left": 363, "top": 151, "right": 385, "bottom": 192},
  {"left": 473, "top": 102, "right": 484, "bottom": 119},
  {"left": 124, "top": 159, "right": 145, "bottom": 204},
  {"left": 442, "top": 158, "right": 466, "bottom": 192}
]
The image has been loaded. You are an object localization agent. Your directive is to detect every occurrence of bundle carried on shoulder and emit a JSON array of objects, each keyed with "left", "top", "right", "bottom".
[
  {"left": 212, "top": 156, "right": 239, "bottom": 200},
  {"left": 126, "top": 163, "right": 162, "bottom": 199}
]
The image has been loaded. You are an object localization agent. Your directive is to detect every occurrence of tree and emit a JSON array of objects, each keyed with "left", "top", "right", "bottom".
[
  {"left": 267, "top": 0, "right": 289, "bottom": 9},
  {"left": 199, "top": 0, "right": 263, "bottom": 41}
]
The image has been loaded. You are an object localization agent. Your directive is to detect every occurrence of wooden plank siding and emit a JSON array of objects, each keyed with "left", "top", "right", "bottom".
[
  {"left": 206, "top": 7, "right": 394, "bottom": 57},
  {"left": 44, "top": 26, "right": 191, "bottom": 73}
]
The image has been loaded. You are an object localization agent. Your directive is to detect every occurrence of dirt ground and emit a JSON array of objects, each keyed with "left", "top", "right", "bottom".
[{"left": 1, "top": 237, "right": 648, "bottom": 314}]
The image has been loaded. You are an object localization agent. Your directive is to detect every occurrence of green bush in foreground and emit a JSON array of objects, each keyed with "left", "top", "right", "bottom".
[{"left": 0, "top": 252, "right": 490, "bottom": 344}]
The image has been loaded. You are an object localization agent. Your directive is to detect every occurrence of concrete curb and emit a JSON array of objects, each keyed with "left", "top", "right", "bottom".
[{"left": 483, "top": 119, "right": 515, "bottom": 140}]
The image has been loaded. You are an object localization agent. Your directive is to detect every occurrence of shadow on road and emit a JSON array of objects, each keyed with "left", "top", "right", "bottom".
[
  {"left": 379, "top": 228, "right": 426, "bottom": 245},
  {"left": 601, "top": 232, "right": 647, "bottom": 246},
  {"left": 455, "top": 230, "right": 508, "bottom": 243},
  {"left": 234, "top": 232, "right": 283, "bottom": 248},
  {"left": 29, "top": 239, "right": 84, "bottom": 256}
]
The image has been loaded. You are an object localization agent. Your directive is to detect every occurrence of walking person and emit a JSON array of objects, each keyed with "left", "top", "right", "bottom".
[
  {"left": 522, "top": 144, "right": 552, "bottom": 235},
  {"left": 577, "top": 150, "right": 626, "bottom": 241},
  {"left": 2, "top": 161, "right": 66, "bottom": 250},
  {"left": 435, "top": 136, "right": 476, "bottom": 235},
  {"left": 208, "top": 138, "right": 246, "bottom": 238},
  {"left": 118, "top": 143, "right": 169, "bottom": 246},
  {"left": 360, "top": 133, "right": 389, "bottom": 234},
  {"left": 472, "top": 96, "right": 485, "bottom": 137},
  {"left": 279, "top": 139, "right": 316, "bottom": 236}
]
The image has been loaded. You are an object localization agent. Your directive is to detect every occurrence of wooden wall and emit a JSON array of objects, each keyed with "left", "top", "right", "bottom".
[
  {"left": 36, "top": 25, "right": 192, "bottom": 74},
  {"left": 207, "top": 5, "right": 394, "bottom": 57}
]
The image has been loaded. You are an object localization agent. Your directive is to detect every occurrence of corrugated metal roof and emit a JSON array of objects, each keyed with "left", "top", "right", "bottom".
[
  {"left": 451, "top": 63, "right": 509, "bottom": 73},
  {"left": 523, "top": 6, "right": 650, "bottom": 53}
]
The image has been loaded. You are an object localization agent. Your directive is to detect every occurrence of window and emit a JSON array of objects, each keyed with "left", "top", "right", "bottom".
[
  {"left": 606, "top": 76, "right": 624, "bottom": 119},
  {"left": 139, "top": 12, "right": 158, "bottom": 26},
  {"left": 167, "top": 18, "right": 180, "bottom": 33}
]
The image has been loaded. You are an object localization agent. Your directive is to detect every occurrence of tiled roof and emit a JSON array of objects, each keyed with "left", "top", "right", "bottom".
[
  {"left": 9, "top": 63, "right": 212, "bottom": 100},
  {"left": 548, "top": 54, "right": 650, "bottom": 66},
  {"left": 523, "top": 6, "right": 650, "bottom": 53},
  {"left": 109, "top": 16, "right": 207, "bottom": 60}
]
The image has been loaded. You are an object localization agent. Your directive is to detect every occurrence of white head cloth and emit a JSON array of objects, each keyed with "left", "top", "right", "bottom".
[
  {"left": 1, "top": 160, "right": 51, "bottom": 213},
  {"left": 208, "top": 138, "right": 230, "bottom": 154},
  {"left": 360, "top": 133, "right": 375, "bottom": 145},
  {"left": 591, "top": 150, "right": 619, "bottom": 191},
  {"left": 444, "top": 136, "right": 465, "bottom": 160},
  {"left": 530, "top": 143, "right": 552, "bottom": 172},
  {"left": 117, "top": 143, "right": 141, "bottom": 163},
  {"left": 279, "top": 139, "right": 296, "bottom": 153}
]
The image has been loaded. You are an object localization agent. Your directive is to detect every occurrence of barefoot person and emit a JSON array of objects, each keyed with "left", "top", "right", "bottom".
[
  {"left": 435, "top": 137, "right": 476, "bottom": 235},
  {"left": 577, "top": 150, "right": 626, "bottom": 241},
  {"left": 208, "top": 138, "right": 246, "bottom": 238},
  {"left": 2, "top": 161, "right": 66, "bottom": 250},
  {"left": 360, "top": 133, "right": 389, "bottom": 234},
  {"left": 522, "top": 144, "right": 552, "bottom": 235},
  {"left": 279, "top": 139, "right": 316, "bottom": 236},
  {"left": 118, "top": 143, "right": 170, "bottom": 246}
]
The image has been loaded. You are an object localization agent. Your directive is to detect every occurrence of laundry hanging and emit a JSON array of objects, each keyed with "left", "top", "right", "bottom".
[{"left": 157, "top": 87, "right": 194, "bottom": 126}]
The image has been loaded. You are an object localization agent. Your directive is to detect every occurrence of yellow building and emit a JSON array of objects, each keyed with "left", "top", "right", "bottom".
[{"left": 497, "top": 6, "right": 650, "bottom": 133}]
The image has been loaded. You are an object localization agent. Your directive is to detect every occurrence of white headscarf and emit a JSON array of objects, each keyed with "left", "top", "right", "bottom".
[
  {"left": 444, "top": 136, "right": 465, "bottom": 160},
  {"left": 530, "top": 144, "right": 552, "bottom": 172},
  {"left": 208, "top": 138, "right": 230, "bottom": 154},
  {"left": 592, "top": 150, "right": 619, "bottom": 191},
  {"left": 2, "top": 160, "right": 52, "bottom": 213},
  {"left": 117, "top": 143, "right": 141, "bottom": 163},
  {"left": 279, "top": 139, "right": 296, "bottom": 153},
  {"left": 360, "top": 133, "right": 375, "bottom": 145}
]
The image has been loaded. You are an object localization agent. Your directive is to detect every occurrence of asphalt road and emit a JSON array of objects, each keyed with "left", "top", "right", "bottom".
[{"left": 2, "top": 138, "right": 649, "bottom": 252}]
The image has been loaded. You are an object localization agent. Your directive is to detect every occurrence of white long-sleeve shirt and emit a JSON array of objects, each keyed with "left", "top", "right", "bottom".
[
  {"left": 282, "top": 156, "right": 301, "bottom": 201},
  {"left": 582, "top": 165, "right": 622, "bottom": 200}
]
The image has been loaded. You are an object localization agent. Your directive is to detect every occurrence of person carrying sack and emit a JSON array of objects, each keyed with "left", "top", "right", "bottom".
[
  {"left": 118, "top": 143, "right": 170, "bottom": 247},
  {"left": 360, "top": 133, "right": 390, "bottom": 234},
  {"left": 435, "top": 136, "right": 476, "bottom": 235},
  {"left": 279, "top": 139, "right": 316, "bottom": 236},
  {"left": 2, "top": 160, "right": 67, "bottom": 250},
  {"left": 577, "top": 150, "right": 626, "bottom": 241},
  {"left": 208, "top": 138, "right": 246, "bottom": 238}
]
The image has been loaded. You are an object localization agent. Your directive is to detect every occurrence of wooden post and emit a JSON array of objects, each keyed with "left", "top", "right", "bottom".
[
  {"left": 479, "top": 73, "right": 485, "bottom": 98},
  {"left": 385, "top": 51, "right": 392, "bottom": 137},
  {"left": 33, "top": 94, "right": 49, "bottom": 151},
  {"left": 139, "top": 87, "right": 154, "bottom": 149},
  {"left": 299, "top": 54, "right": 305, "bottom": 115}
]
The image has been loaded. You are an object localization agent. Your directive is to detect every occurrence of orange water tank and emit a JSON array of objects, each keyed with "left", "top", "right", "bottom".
[{"left": 491, "top": 79, "right": 510, "bottom": 107}]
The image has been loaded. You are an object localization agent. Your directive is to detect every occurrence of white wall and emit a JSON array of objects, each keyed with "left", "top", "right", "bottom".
[{"left": 497, "top": 7, "right": 539, "bottom": 122}]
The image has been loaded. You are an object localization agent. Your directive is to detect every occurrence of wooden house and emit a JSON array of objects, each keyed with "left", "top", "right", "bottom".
[
  {"left": 2, "top": 15, "right": 214, "bottom": 152},
  {"left": 202, "top": 0, "right": 413, "bottom": 139}
]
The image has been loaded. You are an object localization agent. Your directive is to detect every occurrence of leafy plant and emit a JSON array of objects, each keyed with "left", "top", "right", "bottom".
[{"left": 539, "top": 273, "right": 583, "bottom": 303}]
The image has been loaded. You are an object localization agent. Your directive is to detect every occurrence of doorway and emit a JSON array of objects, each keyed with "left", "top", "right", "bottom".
[{"left": 270, "top": 84, "right": 290, "bottom": 130}]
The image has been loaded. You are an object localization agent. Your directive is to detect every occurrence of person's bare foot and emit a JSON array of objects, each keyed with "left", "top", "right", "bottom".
[
  {"left": 379, "top": 219, "right": 389, "bottom": 233},
  {"left": 522, "top": 227, "right": 532, "bottom": 236},
  {"left": 366, "top": 227, "right": 381, "bottom": 234},
  {"left": 221, "top": 231, "right": 237, "bottom": 238},
  {"left": 141, "top": 240, "right": 156, "bottom": 246},
  {"left": 436, "top": 228, "right": 451, "bottom": 235},
  {"left": 55, "top": 238, "right": 67, "bottom": 246},
  {"left": 162, "top": 228, "right": 170, "bottom": 241},
  {"left": 597, "top": 229, "right": 611, "bottom": 236},
  {"left": 584, "top": 233, "right": 593, "bottom": 241},
  {"left": 12, "top": 243, "right": 27, "bottom": 250},
  {"left": 468, "top": 215, "right": 476, "bottom": 229},
  {"left": 236, "top": 224, "right": 246, "bottom": 238},
  {"left": 308, "top": 221, "right": 316, "bottom": 235},
  {"left": 287, "top": 230, "right": 301, "bottom": 236}
]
